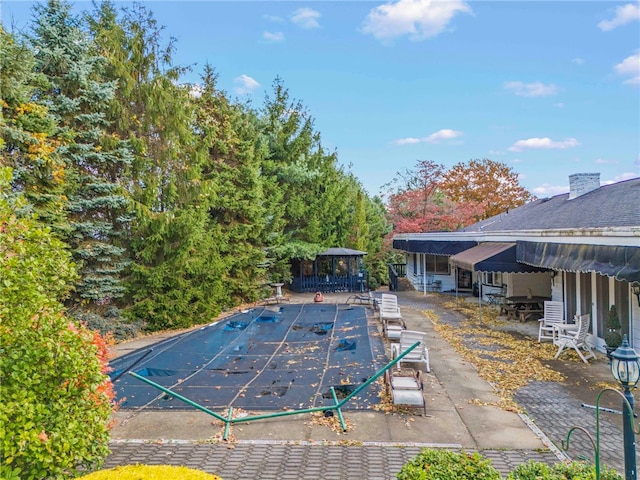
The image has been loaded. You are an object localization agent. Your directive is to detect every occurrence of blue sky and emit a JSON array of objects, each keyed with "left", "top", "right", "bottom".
[{"left": 3, "top": 1, "right": 639, "bottom": 198}]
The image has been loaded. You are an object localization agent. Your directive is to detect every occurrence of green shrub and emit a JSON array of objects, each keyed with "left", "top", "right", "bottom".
[
  {"left": 397, "top": 449, "right": 502, "bottom": 480},
  {"left": 508, "top": 460, "right": 622, "bottom": 479},
  {"left": 77, "top": 464, "right": 223, "bottom": 479},
  {"left": 0, "top": 169, "right": 116, "bottom": 479},
  {"left": 74, "top": 309, "right": 141, "bottom": 342}
]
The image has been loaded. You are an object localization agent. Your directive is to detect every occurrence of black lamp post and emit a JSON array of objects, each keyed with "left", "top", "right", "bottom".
[{"left": 610, "top": 335, "right": 640, "bottom": 480}]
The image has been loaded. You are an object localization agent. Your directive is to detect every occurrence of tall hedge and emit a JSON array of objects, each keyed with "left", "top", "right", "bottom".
[{"left": 0, "top": 168, "right": 116, "bottom": 479}]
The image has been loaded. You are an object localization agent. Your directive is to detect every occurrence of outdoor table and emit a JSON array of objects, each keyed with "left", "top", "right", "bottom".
[{"left": 504, "top": 296, "right": 550, "bottom": 321}]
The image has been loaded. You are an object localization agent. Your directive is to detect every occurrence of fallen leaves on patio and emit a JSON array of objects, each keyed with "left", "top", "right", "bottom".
[
  {"left": 307, "top": 410, "right": 355, "bottom": 434},
  {"left": 429, "top": 300, "right": 566, "bottom": 413}
]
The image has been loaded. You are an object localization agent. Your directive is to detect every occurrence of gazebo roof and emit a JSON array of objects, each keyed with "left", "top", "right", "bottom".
[{"left": 316, "top": 247, "right": 367, "bottom": 256}]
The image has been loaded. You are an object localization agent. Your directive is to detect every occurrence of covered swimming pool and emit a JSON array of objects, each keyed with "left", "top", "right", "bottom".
[{"left": 109, "top": 303, "right": 387, "bottom": 411}]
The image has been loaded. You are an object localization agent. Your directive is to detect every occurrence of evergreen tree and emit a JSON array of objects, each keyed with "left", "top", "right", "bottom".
[
  {"left": 260, "top": 78, "right": 354, "bottom": 280},
  {"left": 28, "top": 0, "right": 134, "bottom": 304},
  {"left": 90, "top": 3, "right": 233, "bottom": 329},
  {"left": 89, "top": 1, "right": 191, "bottom": 212},
  {"left": 346, "top": 185, "right": 370, "bottom": 252},
  {"left": 0, "top": 25, "right": 65, "bottom": 228},
  {"left": 363, "top": 193, "right": 393, "bottom": 288},
  {"left": 192, "top": 66, "right": 268, "bottom": 302}
]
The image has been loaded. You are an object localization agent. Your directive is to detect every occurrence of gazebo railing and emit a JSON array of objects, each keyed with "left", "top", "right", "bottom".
[{"left": 291, "top": 274, "right": 367, "bottom": 293}]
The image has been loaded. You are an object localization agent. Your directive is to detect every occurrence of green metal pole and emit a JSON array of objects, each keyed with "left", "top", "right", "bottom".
[
  {"left": 129, "top": 371, "right": 228, "bottom": 422},
  {"left": 622, "top": 387, "right": 637, "bottom": 480},
  {"left": 223, "top": 407, "right": 233, "bottom": 441},
  {"left": 330, "top": 386, "right": 347, "bottom": 431},
  {"left": 228, "top": 404, "right": 336, "bottom": 422}
]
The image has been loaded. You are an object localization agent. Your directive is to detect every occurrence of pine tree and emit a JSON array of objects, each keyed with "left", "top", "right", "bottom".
[
  {"left": 192, "top": 65, "right": 268, "bottom": 302},
  {"left": 29, "top": 0, "right": 134, "bottom": 304},
  {"left": 90, "top": 3, "right": 230, "bottom": 329},
  {"left": 0, "top": 25, "right": 65, "bottom": 228},
  {"left": 260, "top": 78, "right": 347, "bottom": 280}
]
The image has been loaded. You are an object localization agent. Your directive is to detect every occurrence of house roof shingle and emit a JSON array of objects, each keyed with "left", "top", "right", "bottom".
[{"left": 460, "top": 177, "right": 640, "bottom": 232}]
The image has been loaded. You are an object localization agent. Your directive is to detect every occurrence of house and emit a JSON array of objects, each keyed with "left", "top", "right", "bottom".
[{"left": 392, "top": 173, "right": 640, "bottom": 351}]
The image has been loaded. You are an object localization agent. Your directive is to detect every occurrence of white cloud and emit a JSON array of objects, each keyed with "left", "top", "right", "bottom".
[
  {"left": 291, "top": 8, "right": 321, "bottom": 29},
  {"left": 607, "top": 172, "right": 640, "bottom": 183},
  {"left": 234, "top": 74, "right": 260, "bottom": 95},
  {"left": 508, "top": 137, "right": 580, "bottom": 152},
  {"left": 532, "top": 183, "right": 570, "bottom": 197},
  {"left": 554, "top": 102, "right": 565, "bottom": 108},
  {"left": 572, "top": 58, "right": 584, "bottom": 65},
  {"left": 394, "top": 128, "right": 462, "bottom": 145},
  {"left": 424, "top": 128, "right": 462, "bottom": 143},
  {"left": 597, "top": 3, "right": 640, "bottom": 31},
  {"left": 361, "top": 0, "right": 472, "bottom": 42},
  {"left": 614, "top": 50, "right": 640, "bottom": 86},
  {"left": 503, "top": 81, "right": 559, "bottom": 97},
  {"left": 263, "top": 31, "right": 285, "bottom": 43},
  {"left": 395, "top": 137, "right": 421, "bottom": 145},
  {"left": 263, "top": 14, "right": 284, "bottom": 23}
]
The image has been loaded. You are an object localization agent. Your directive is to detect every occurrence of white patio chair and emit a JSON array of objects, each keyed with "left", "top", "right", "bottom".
[
  {"left": 538, "top": 301, "right": 565, "bottom": 342},
  {"left": 379, "top": 293, "right": 401, "bottom": 318},
  {"left": 383, "top": 316, "right": 406, "bottom": 341},
  {"left": 385, "top": 368, "right": 426, "bottom": 415},
  {"left": 391, "top": 330, "right": 430, "bottom": 372},
  {"left": 379, "top": 293, "right": 406, "bottom": 340},
  {"left": 554, "top": 313, "right": 596, "bottom": 364}
]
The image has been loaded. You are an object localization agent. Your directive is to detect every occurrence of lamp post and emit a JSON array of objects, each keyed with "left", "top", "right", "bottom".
[{"left": 610, "top": 335, "right": 640, "bottom": 480}]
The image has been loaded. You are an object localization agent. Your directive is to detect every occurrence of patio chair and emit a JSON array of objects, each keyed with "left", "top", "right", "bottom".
[
  {"left": 346, "top": 291, "right": 378, "bottom": 309},
  {"left": 379, "top": 293, "right": 406, "bottom": 340},
  {"left": 554, "top": 313, "right": 596, "bottom": 364},
  {"left": 391, "top": 330, "right": 430, "bottom": 372},
  {"left": 538, "top": 301, "right": 565, "bottom": 342},
  {"left": 383, "top": 316, "right": 406, "bottom": 341},
  {"left": 379, "top": 293, "right": 402, "bottom": 321},
  {"left": 384, "top": 368, "right": 427, "bottom": 415}
]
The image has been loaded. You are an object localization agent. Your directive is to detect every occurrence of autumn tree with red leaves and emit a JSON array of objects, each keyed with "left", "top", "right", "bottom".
[{"left": 384, "top": 159, "right": 533, "bottom": 234}]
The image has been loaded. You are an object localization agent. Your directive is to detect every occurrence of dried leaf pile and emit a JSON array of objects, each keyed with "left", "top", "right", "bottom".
[
  {"left": 431, "top": 300, "right": 566, "bottom": 412},
  {"left": 307, "top": 410, "right": 355, "bottom": 434}
]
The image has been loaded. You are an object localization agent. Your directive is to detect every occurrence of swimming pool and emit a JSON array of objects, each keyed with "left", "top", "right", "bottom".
[{"left": 109, "top": 303, "right": 387, "bottom": 411}]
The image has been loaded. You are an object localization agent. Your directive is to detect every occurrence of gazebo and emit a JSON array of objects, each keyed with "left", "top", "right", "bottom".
[{"left": 289, "top": 247, "right": 368, "bottom": 293}]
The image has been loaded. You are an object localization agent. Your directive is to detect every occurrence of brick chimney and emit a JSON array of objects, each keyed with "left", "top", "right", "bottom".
[{"left": 568, "top": 173, "right": 600, "bottom": 200}]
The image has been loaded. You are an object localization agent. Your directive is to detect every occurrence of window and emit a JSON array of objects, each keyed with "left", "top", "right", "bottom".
[
  {"left": 425, "top": 254, "right": 449, "bottom": 274},
  {"left": 483, "top": 272, "right": 503, "bottom": 287}
]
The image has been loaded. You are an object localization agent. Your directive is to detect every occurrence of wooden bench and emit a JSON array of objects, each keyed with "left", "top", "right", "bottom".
[
  {"left": 519, "top": 309, "right": 543, "bottom": 323},
  {"left": 500, "top": 304, "right": 518, "bottom": 319}
]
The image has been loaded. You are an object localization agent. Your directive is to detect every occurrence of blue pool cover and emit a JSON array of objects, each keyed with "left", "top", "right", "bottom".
[{"left": 109, "top": 303, "right": 388, "bottom": 411}]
